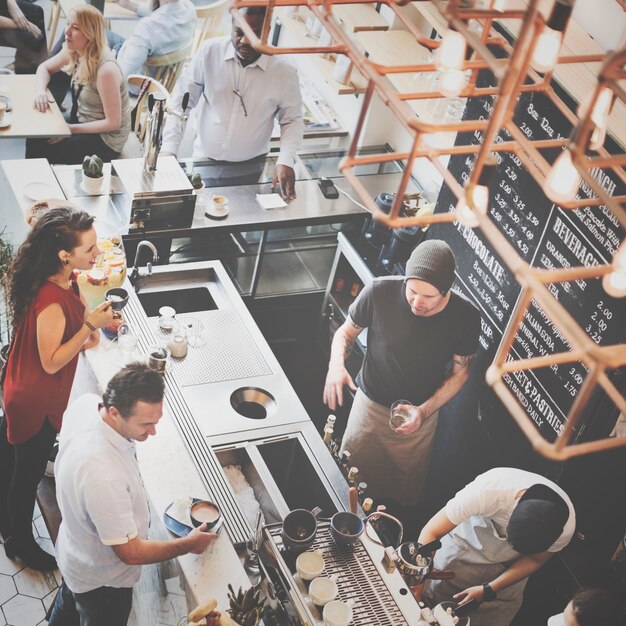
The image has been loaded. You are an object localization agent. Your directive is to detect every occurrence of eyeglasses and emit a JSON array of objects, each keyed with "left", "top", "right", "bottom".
[{"left": 232, "top": 89, "right": 247, "bottom": 117}]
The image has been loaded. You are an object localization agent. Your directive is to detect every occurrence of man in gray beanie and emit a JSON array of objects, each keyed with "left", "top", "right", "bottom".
[{"left": 323, "top": 239, "right": 480, "bottom": 509}]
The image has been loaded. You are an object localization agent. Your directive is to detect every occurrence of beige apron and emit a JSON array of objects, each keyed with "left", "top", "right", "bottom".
[
  {"left": 340, "top": 389, "right": 438, "bottom": 507},
  {"left": 423, "top": 516, "right": 527, "bottom": 626}
]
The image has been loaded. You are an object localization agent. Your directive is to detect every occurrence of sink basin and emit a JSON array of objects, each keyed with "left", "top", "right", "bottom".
[
  {"left": 230, "top": 387, "right": 276, "bottom": 420},
  {"left": 137, "top": 287, "right": 218, "bottom": 317},
  {"left": 257, "top": 437, "right": 337, "bottom": 518},
  {"left": 215, "top": 435, "right": 339, "bottom": 524}
]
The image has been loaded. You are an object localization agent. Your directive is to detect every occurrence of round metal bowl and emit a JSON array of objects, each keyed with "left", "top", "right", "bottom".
[{"left": 230, "top": 387, "right": 276, "bottom": 420}]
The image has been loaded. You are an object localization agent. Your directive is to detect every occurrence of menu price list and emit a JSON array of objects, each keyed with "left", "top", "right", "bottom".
[{"left": 431, "top": 85, "right": 626, "bottom": 442}]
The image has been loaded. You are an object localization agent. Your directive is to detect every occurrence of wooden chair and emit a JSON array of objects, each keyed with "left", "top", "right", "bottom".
[
  {"left": 48, "top": 0, "right": 83, "bottom": 52},
  {"left": 127, "top": 74, "right": 170, "bottom": 145},
  {"left": 144, "top": 42, "right": 192, "bottom": 93},
  {"left": 191, "top": 0, "right": 231, "bottom": 58}
]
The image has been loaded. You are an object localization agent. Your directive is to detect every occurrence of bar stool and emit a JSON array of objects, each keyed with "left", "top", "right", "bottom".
[
  {"left": 190, "top": 0, "right": 231, "bottom": 58},
  {"left": 144, "top": 42, "right": 192, "bottom": 93}
]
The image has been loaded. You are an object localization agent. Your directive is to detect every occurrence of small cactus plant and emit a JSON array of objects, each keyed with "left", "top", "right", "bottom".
[
  {"left": 82, "top": 154, "right": 104, "bottom": 179},
  {"left": 189, "top": 172, "right": 204, "bottom": 189}
]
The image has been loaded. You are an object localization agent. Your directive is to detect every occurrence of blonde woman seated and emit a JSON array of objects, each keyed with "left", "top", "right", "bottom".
[{"left": 26, "top": 5, "right": 130, "bottom": 164}]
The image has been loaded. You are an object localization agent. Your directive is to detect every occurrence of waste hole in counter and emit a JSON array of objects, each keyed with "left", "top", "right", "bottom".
[{"left": 230, "top": 387, "right": 276, "bottom": 420}]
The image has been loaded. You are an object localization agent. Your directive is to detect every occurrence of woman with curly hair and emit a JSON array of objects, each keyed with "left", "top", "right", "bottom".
[
  {"left": 26, "top": 4, "right": 130, "bottom": 164},
  {"left": 0, "top": 207, "right": 114, "bottom": 571}
]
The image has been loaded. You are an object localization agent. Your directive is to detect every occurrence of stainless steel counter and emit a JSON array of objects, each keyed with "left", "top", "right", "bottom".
[
  {"left": 130, "top": 261, "right": 312, "bottom": 438},
  {"left": 66, "top": 255, "right": 427, "bottom": 624},
  {"left": 54, "top": 172, "right": 402, "bottom": 239}
]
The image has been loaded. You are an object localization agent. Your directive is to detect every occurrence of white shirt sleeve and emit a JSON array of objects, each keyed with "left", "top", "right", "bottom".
[
  {"left": 161, "top": 43, "right": 208, "bottom": 156},
  {"left": 84, "top": 479, "right": 139, "bottom": 546},
  {"left": 445, "top": 469, "right": 511, "bottom": 525},
  {"left": 116, "top": 33, "right": 151, "bottom": 79},
  {"left": 275, "top": 63, "right": 304, "bottom": 168}
]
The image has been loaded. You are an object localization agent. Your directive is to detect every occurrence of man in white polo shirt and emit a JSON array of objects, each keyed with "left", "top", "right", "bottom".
[
  {"left": 418, "top": 467, "right": 576, "bottom": 626},
  {"left": 48, "top": 363, "right": 216, "bottom": 626}
]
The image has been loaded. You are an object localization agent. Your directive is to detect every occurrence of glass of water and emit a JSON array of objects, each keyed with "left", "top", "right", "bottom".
[
  {"left": 117, "top": 324, "right": 138, "bottom": 355},
  {"left": 389, "top": 400, "right": 414, "bottom": 432},
  {"left": 180, "top": 316, "right": 206, "bottom": 348}
]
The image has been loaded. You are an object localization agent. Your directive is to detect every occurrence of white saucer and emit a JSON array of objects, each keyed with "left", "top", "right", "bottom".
[
  {"left": 23, "top": 181, "right": 56, "bottom": 201},
  {"left": 204, "top": 205, "right": 230, "bottom": 220},
  {"left": 0, "top": 113, "right": 11, "bottom": 129}
]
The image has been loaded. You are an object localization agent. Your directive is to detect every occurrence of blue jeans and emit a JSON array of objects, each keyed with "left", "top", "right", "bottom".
[{"left": 48, "top": 581, "right": 133, "bottom": 626}]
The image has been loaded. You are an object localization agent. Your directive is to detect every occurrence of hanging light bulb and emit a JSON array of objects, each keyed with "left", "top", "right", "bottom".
[
  {"left": 435, "top": 28, "right": 467, "bottom": 71},
  {"left": 602, "top": 241, "right": 626, "bottom": 298},
  {"left": 455, "top": 195, "right": 479, "bottom": 227},
  {"left": 440, "top": 69, "right": 468, "bottom": 97},
  {"left": 455, "top": 158, "right": 496, "bottom": 227},
  {"left": 602, "top": 269, "right": 626, "bottom": 298},
  {"left": 577, "top": 86, "right": 615, "bottom": 151},
  {"left": 543, "top": 150, "right": 580, "bottom": 204},
  {"left": 530, "top": 0, "right": 574, "bottom": 74}
]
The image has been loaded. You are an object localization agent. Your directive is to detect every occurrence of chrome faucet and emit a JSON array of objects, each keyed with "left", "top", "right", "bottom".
[{"left": 130, "top": 240, "right": 159, "bottom": 288}]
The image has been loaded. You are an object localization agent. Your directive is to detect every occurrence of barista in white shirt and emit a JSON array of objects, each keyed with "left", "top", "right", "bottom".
[
  {"left": 418, "top": 467, "right": 576, "bottom": 626},
  {"left": 161, "top": 6, "right": 304, "bottom": 199},
  {"left": 113, "top": 0, "right": 196, "bottom": 79}
]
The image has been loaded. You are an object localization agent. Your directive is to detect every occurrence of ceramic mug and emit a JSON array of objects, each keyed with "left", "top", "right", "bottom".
[
  {"left": 309, "top": 574, "right": 338, "bottom": 608},
  {"left": 105, "top": 287, "right": 129, "bottom": 315},
  {"left": 282, "top": 506, "right": 322, "bottom": 552},
  {"left": 329, "top": 512, "right": 364, "bottom": 548},
  {"left": 190, "top": 500, "right": 222, "bottom": 532},
  {"left": 295, "top": 549, "right": 325, "bottom": 582},
  {"left": 323, "top": 599, "right": 355, "bottom": 626}
]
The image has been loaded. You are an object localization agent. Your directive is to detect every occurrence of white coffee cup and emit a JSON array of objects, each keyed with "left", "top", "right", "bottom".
[
  {"left": 323, "top": 599, "right": 355, "bottom": 626},
  {"left": 0, "top": 100, "right": 6, "bottom": 123},
  {"left": 295, "top": 549, "right": 324, "bottom": 581},
  {"left": 211, "top": 194, "right": 228, "bottom": 213},
  {"left": 309, "top": 574, "right": 338, "bottom": 608}
]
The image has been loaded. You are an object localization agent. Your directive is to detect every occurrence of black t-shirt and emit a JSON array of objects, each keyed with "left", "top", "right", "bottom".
[{"left": 348, "top": 277, "right": 481, "bottom": 408}]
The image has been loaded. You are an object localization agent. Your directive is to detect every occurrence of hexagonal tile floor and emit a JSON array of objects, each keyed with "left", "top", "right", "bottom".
[
  {"left": 0, "top": 504, "right": 57, "bottom": 626},
  {"left": 0, "top": 518, "right": 183, "bottom": 626}
]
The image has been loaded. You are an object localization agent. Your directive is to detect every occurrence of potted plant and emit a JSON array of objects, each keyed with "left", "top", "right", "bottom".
[
  {"left": 186, "top": 584, "right": 265, "bottom": 626},
  {"left": 82, "top": 154, "right": 105, "bottom": 195},
  {"left": 188, "top": 171, "right": 205, "bottom": 191}
]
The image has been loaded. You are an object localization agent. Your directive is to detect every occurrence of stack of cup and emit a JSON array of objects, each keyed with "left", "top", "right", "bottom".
[
  {"left": 309, "top": 574, "right": 339, "bottom": 611},
  {"left": 295, "top": 550, "right": 325, "bottom": 584}
]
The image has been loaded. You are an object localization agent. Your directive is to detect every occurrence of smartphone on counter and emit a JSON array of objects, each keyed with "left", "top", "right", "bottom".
[{"left": 318, "top": 178, "right": 339, "bottom": 199}]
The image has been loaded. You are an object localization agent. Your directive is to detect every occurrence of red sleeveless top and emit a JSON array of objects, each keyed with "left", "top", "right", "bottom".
[{"left": 4, "top": 282, "right": 85, "bottom": 444}]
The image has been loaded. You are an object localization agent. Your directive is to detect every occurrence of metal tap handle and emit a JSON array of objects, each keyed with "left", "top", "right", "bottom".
[
  {"left": 364, "top": 511, "right": 404, "bottom": 548},
  {"left": 146, "top": 262, "right": 152, "bottom": 275},
  {"left": 453, "top": 599, "right": 479, "bottom": 617},
  {"left": 252, "top": 509, "right": 263, "bottom": 549},
  {"left": 415, "top": 538, "right": 442, "bottom": 557}
]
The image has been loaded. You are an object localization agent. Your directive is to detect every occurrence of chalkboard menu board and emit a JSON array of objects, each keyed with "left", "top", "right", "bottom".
[{"left": 429, "top": 59, "right": 626, "bottom": 444}]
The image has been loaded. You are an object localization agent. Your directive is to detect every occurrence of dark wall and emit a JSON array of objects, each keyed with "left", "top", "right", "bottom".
[{"left": 424, "top": 45, "right": 626, "bottom": 569}]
